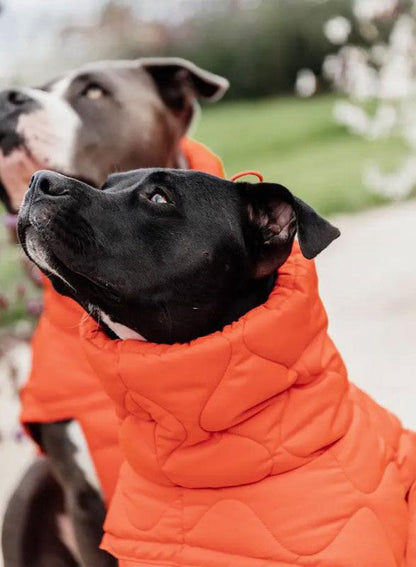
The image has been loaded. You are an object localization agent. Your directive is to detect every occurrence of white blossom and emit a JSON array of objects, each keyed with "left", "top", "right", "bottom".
[
  {"left": 334, "top": 101, "right": 371, "bottom": 136},
  {"left": 353, "top": 0, "right": 399, "bottom": 21},
  {"left": 324, "top": 16, "right": 352, "bottom": 45},
  {"left": 365, "top": 157, "right": 416, "bottom": 199},
  {"left": 325, "top": 2, "right": 416, "bottom": 198},
  {"left": 334, "top": 101, "right": 397, "bottom": 139},
  {"left": 324, "top": 46, "right": 378, "bottom": 100},
  {"left": 295, "top": 68, "right": 317, "bottom": 98}
]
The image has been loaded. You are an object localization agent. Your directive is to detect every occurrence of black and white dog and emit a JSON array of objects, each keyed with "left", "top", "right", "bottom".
[
  {"left": 0, "top": 58, "right": 228, "bottom": 215},
  {"left": 0, "top": 59, "right": 228, "bottom": 567}
]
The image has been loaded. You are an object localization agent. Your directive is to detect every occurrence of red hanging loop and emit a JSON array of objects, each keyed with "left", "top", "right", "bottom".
[{"left": 230, "top": 170, "right": 264, "bottom": 183}]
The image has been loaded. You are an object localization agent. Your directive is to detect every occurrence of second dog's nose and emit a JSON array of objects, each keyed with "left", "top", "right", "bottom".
[
  {"left": 31, "top": 171, "right": 70, "bottom": 197},
  {"left": 0, "top": 89, "right": 34, "bottom": 112}
]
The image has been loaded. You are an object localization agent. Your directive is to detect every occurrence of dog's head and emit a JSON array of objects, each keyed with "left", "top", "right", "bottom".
[
  {"left": 18, "top": 169, "right": 339, "bottom": 343},
  {"left": 0, "top": 58, "right": 228, "bottom": 213}
]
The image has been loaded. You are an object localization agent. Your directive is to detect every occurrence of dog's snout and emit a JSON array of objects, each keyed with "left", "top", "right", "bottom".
[
  {"left": 31, "top": 171, "right": 70, "bottom": 198},
  {"left": 0, "top": 88, "right": 33, "bottom": 111}
]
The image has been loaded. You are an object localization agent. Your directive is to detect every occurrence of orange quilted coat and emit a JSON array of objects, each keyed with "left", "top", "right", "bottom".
[
  {"left": 19, "top": 139, "right": 224, "bottom": 503},
  {"left": 81, "top": 245, "right": 416, "bottom": 567}
]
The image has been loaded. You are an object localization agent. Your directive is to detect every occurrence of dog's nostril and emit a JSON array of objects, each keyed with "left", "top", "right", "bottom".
[
  {"left": 7, "top": 90, "right": 30, "bottom": 107},
  {"left": 29, "top": 175, "right": 36, "bottom": 189},
  {"left": 39, "top": 177, "right": 51, "bottom": 194},
  {"left": 35, "top": 174, "right": 69, "bottom": 197}
]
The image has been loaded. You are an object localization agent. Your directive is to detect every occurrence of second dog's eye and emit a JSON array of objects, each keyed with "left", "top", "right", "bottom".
[
  {"left": 150, "top": 193, "right": 168, "bottom": 205},
  {"left": 82, "top": 84, "right": 106, "bottom": 100}
]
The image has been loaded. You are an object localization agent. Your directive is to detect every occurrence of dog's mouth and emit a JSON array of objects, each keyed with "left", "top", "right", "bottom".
[
  {"left": 0, "top": 130, "right": 24, "bottom": 153},
  {"left": 0, "top": 144, "right": 40, "bottom": 211},
  {"left": 0, "top": 140, "right": 98, "bottom": 209},
  {"left": 0, "top": 115, "right": 97, "bottom": 211}
]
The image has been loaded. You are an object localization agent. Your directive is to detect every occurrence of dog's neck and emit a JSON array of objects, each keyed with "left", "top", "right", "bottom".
[
  {"left": 215, "top": 274, "right": 276, "bottom": 333},
  {"left": 100, "top": 274, "right": 276, "bottom": 344}
]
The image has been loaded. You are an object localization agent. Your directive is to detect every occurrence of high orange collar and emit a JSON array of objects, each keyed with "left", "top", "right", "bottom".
[{"left": 81, "top": 245, "right": 351, "bottom": 488}]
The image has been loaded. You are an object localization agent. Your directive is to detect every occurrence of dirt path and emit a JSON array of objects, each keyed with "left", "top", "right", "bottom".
[{"left": 0, "top": 199, "right": 415, "bottom": 564}]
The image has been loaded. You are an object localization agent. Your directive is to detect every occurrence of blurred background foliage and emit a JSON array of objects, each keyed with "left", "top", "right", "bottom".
[
  {"left": 0, "top": 0, "right": 412, "bottom": 328},
  {"left": 127, "top": 0, "right": 356, "bottom": 99},
  {"left": 0, "top": 0, "right": 379, "bottom": 95}
]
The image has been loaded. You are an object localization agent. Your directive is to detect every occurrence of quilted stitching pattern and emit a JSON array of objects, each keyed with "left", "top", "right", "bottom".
[{"left": 82, "top": 246, "right": 416, "bottom": 566}]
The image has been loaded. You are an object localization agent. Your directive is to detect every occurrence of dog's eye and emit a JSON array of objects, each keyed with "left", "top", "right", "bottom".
[
  {"left": 150, "top": 192, "right": 168, "bottom": 205},
  {"left": 82, "top": 84, "right": 105, "bottom": 100}
]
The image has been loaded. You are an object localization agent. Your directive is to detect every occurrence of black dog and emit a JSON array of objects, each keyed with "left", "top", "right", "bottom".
[
  {"left": 16, "top": 169, "right": 338, "bottom": 565},
  {"left": 18, "top": 169, "right": 339, "bottom": 344}
]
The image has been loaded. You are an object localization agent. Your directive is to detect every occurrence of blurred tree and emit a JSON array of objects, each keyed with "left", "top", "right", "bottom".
[
  {"left": 167, "top": 0, "right": 352, "bottom": 98},
  {"left": 109, "top": 0, "right": 357, "bottom": 99}
]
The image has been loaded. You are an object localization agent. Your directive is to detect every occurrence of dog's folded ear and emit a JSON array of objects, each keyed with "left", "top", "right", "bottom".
[
  {"left": 140, "top": 57, "right": 229, "bottom": 111},
  {"left": 292, "top": 195, "right": 340, "bottom": 259},
  {"left": 244, "top": 183, "right": 340, "bottom": 278}
]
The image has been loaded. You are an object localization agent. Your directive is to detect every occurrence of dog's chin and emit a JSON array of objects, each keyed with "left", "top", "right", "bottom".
[
  {"left": 22, "top": 227, "right": 76, "bottom": 292},
  {"left": 20, "top": 225, "right": 127, "bottom": 323},
  {"left": 19, "top": 223, "right": 144, "bottom": 341}
]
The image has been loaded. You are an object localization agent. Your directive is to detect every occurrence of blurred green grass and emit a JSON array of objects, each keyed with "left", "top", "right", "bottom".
[
  {"left": 195, "top": 94, "right": 406, "bottom": 215},
  {"left": 0, "top": 93, "right": 409, "bottom": 328}
]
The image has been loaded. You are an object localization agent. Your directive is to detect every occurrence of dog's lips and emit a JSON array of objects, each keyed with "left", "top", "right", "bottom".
[
  {"left": 17, "top": 207, "right": 68, "bottom": 280},
  {"left": 19, "top": 217, "right": 121, "bottom": 305},
  {"left": 20, "top": 226, "right": 83, "bottom": 295},
  {"left": 19, "top": 223, "right": 56, "bottom": 270},
  {"left": 0, "top": 133, "right": 97, "bottom": 212},
  {"left": 23, "top": 227, "right": 55, "bottom": 271},
  {"left": 0, "top": 130, "right": 21, "bottom": 148}
]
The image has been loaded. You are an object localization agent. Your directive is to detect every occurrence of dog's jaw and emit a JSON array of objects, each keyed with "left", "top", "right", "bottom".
[{"left": 24, "top": 229, "right": 75, "bottom": 291}]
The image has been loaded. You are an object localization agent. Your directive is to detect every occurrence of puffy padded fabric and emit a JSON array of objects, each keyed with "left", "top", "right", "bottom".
[
  {"left": 19, "top": 139, "right": 225, "bottom": 503},
  {"left": 81, "top": 245, "right": 416, "bottom": 566}
]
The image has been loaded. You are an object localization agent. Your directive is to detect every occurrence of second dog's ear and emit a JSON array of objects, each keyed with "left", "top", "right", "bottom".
[
  {"left": 245, "top": 183, "right": 340, "bottom": 278},
  {"left": 140, "top": 57, "right": 229, "bottom": 113}
]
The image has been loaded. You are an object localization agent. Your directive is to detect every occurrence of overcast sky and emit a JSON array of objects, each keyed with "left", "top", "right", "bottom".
[
  {"left": 0, "top": 0, "right": 101, "bottom": 79},
  {"left": 0, "top": 0, "right": 207, "bottom": 82}
]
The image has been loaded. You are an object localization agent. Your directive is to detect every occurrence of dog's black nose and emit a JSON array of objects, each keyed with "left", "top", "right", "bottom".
[
  {"left": 0, "top": 89, "right": 33, "bottom": 111},
  {"left": 31, "top": 171, "right": 70, "bottom": 198}
]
